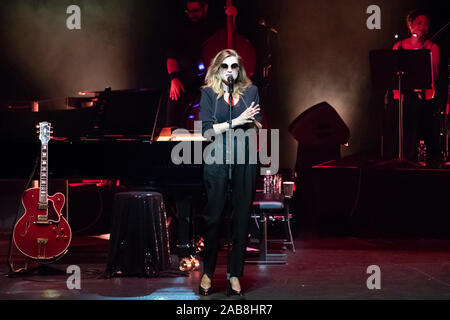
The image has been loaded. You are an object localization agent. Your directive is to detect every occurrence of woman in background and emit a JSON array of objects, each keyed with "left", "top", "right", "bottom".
[{"left": 390, "top": 9, "right": 441, "bottom": 162}]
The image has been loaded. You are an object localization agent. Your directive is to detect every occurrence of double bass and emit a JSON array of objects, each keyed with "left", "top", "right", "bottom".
[{"left": 202, "top": 0, "right": 256, "bottom": 76}]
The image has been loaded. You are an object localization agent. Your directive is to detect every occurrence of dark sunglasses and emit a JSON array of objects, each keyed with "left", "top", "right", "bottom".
[{"left": 220, "top": 63, "right": 239, "bottom": 70}]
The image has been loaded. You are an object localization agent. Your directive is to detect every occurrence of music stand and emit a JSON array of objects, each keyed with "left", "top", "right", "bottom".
[
  {"left": 369, "top": 49, "right": 433, "bottom": 166},
  {"left": 91, "top": 88, "right": 161, "bottom": 139}
]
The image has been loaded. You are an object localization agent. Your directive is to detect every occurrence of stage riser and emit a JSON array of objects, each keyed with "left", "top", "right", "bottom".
[{"left": 301, "top": 167, "right": 450, "bottom": 238}]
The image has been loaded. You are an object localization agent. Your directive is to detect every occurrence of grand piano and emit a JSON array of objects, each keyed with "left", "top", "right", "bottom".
[
  {"left": 0, "top": 89, "right": 206, "bottom": 253},
  {"left": 0, "top": 88, "right": 206, "bottom": 184}
]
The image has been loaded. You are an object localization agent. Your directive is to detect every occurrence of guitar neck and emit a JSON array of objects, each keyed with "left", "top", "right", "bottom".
[{"left": 39, "top": 143, "right": 49, "bottom": 205}]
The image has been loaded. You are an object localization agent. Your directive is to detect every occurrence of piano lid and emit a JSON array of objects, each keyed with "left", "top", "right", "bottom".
[{"left": 0, "top": 88, "right": 163, "bottom": 141}]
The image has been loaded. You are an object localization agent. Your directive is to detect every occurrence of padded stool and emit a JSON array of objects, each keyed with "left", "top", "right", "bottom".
[
  {"left": 105, "top": 191, "right": 171, "bottom": 277},
  {"left": 246, "top": 193, "right": 295, "bottom": 264}
]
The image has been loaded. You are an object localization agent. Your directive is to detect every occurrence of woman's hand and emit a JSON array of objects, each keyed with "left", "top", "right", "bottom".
[
  {"left": 232, "top": 102, "right": 260, "bottom": 127},
  {"left": 212, "top": 102, "right": 260, "bottom": 135}
]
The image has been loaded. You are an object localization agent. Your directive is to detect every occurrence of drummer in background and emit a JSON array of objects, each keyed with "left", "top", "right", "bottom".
[{"left": 391, "top": 9, "right": 441, "bottom": 161}]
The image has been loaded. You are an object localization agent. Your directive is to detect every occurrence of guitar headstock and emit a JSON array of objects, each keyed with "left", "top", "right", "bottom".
[{"left": 36, "top": 122, "right": 53, "bottom": 145}]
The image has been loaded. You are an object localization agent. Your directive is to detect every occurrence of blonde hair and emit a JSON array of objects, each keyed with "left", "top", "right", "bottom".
[{"left": 203, "top": 49, "right": 252, "bottom": 99}]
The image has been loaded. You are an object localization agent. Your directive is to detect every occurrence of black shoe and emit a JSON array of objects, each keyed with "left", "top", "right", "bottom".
[
  {"left": 199, "top": 284, "right": 212, "bottom": 296},
  {"left": 226, "top": 280, "right": 244, "bottom": 297}
]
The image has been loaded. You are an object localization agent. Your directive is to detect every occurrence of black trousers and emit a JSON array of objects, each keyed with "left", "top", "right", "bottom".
[{"left": 202, "top": 163, "right": 257, "bottom": 277}]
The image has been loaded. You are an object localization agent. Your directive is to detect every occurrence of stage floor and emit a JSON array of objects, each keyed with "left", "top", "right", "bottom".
[{"left": 0, "top": 235, "right": 449, "bottom": 300}]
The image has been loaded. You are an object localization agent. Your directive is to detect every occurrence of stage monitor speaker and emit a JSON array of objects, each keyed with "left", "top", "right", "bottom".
[
  {"left": 288, "top": 101, "right": 350, "bottom": 145},
  {"left": 289, "top": 101, "right": 350, "bottom": 169}
]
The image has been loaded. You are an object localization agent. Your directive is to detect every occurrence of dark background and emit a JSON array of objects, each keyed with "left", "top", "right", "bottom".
[{"left": 0, "top": 0, "right": 448, "bottom": 169}]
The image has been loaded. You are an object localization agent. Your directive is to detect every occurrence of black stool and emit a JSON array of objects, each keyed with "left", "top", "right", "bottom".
[
  {"left": 246, "top": 192, "right": 295, "bottom": 264},
  {"left": 105, "top": 191, "right": 171, "bottom": 277}
]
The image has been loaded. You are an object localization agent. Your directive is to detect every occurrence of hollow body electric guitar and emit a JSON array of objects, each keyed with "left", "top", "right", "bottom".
[{"left": 13, "top": 122, "right": 71, "bottom": 261}]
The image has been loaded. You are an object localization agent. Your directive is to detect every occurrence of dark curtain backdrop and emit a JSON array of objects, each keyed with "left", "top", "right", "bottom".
[{"left": 0, "top": 0, "right": 448, "bottom": 169}]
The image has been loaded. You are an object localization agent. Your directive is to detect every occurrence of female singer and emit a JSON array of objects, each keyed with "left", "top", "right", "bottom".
[
  {"left": 198, "top": 49, "right": 261, "bottom": 296},
  {"left": 390, "top": 9, "right": 441, "bottom": 161},
  {"left": 393, "top": 9, "right": 440, "bottom": 98}
]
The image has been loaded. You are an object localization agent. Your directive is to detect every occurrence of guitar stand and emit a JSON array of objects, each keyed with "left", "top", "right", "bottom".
[
  {"left": 7, "top": 258, "right": 66, "bottom": 277},
  {"left": 30, "top": 263, "right": 67, "bottom": 276}
]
